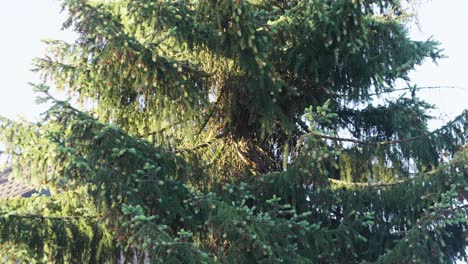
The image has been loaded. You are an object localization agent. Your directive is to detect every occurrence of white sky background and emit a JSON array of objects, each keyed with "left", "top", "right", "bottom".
[
  {"left": 407, "top": 0, "right": 468, "bottom": 128},
  {"left": 0, "top": 0, "right": 466, "bottom": 126},
  {"left": 0, "top": 0, "right": 74, "bottom": 121}
]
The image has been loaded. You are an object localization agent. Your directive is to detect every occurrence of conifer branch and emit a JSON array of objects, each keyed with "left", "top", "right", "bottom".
[
  {"left": 0, "top": 213, "right": 101, "bottom": 221},
  {"left": 329, "top": 178, "right": 409, "bottom": 187},
  {"left": 310, "top": 110, "right": 466, "bottom": 145},
  {"left": 138, "top": 120, "right": 184, "bottom": 138},
  {"left": 195, "top": 85, "right": 226, "bottom": 137},
  {"left": 368, "top": 85, "right": 461, "bottom": 96},
  {"left": 310, "top": 132, "right": 425, "bottom": 145},
  {"left": 335, "top": 86, "right": 461, "bottom": 98},
  {"left": 175, "top": 133, "right": 226, "bottom": 152},
  {"left": 328, "top": 160, "right": 447, "bottom": 188}
]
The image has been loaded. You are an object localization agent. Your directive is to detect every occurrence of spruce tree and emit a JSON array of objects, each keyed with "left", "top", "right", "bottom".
[{"left": 0, "top": 0, "right": 466, "bottom": 263}]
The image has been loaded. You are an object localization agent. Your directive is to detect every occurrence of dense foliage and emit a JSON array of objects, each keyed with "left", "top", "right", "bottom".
[{"left": 0, "top": 0, "right": 466, "bottom": 263}]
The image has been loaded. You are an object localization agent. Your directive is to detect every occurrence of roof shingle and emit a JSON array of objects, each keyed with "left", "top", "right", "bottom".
[{"left": 0, "top": 168, "right": 36, "bottom": 198}]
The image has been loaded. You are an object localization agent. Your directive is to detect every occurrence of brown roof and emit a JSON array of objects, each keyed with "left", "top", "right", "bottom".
[{"left": 0, "top": 168, "right": 36, "bottom": 198}]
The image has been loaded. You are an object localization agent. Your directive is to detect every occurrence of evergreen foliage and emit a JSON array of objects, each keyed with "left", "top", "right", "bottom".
[{"left": 0, "top": 0, "right": 466, "bottom": 263}]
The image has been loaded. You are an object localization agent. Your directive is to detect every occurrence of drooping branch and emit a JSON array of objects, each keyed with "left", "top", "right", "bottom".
[
  {"left": 329, "top": 178, "right": 409, "bottom": 187},
  {"left": 176, "top": 133, "right": 227, "bottom": 153},
  {"left": 310, "top": 110, "right": 466, "bottom": 145},
  {"left": 0, "top": 213, "right": 101, "bottom": 221},
  {"left": 333, "top": 86, "right": 461, "bottom": 98},
  {"left": 368, "top": 85, "right": 462, "bottom": 96},
  {"left": 310, "top": 132, "right": 425, "bottom": 145}
]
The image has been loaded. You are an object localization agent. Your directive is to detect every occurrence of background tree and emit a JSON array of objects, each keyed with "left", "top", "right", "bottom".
[{"left": 0, "top": 0, "right": 466, "bottom": 263}]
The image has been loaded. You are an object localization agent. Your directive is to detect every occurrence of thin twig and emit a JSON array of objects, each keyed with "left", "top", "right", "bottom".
[{"left": 368, "top": 86, "right": 461, "bottom": 96}]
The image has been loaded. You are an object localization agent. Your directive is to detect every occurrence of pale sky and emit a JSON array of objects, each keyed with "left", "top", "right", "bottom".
[
  {"left": 0, "top": 0, "right": 76, "bottom": 121},
  {"left": 407, "top": 0, "right": 468, "bottom": 127},
  {"left": 0, "top": 0, "right": 466, "bottom": 128}
]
